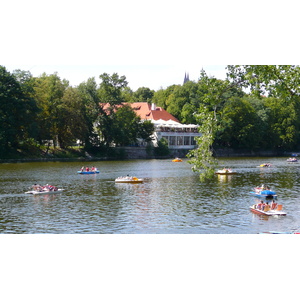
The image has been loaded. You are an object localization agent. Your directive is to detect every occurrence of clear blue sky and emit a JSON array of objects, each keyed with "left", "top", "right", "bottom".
[{"left": 1, "top": 0, "right": 298, "bottom": 90}]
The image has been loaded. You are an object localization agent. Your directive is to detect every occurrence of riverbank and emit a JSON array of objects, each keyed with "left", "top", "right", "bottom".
[{"left": 0, "top": 146, "right": 294, "bottom": 163}]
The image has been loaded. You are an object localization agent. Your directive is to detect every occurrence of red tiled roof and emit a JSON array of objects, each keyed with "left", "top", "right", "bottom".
[{"left": 102, "top": 102, "right": 180, "bottom": 123}]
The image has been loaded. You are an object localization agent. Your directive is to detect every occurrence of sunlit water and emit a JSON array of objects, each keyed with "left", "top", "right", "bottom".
[{"left": 1, "top": 158, "right": 300, "bottom": 234}]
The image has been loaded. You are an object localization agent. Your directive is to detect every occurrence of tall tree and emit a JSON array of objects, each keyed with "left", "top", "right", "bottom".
[
  {"left": 33, "top": 73, "right": 69, "bottom": 148},
  {"left": 226, "top": 65, "right": 300, "bottom": 149},
  {"left": 264, "top": 96, "right": 299, "bottom": 150},
  {"left": 97, "top": 73, "right": 128, "bottom": 146},
  {"left": 112, "top": 105, "right": 141, "bottom": 146},
  {"left": 226, "top": 65, "right": 300, "bottom": 99},
  {"left": 187, "top": 70, "right": 245, "bottom": 180},
  {"left": 77, "top": 77, "right": 100, "bottom": 147},
  {"left": 218, "top": 96, "right": 263, "bottom": 150},
  {"left": 98, "top": 73, "right": 128, "bottom": 106},
  {"left": 187, "top": 104, "right": 219, "bottom": 181},
  {"left": 0, "top": 66, "right": 39, "bottom": 156},
  {"left": 133, "top": 87, "right": 154, "bottom": 103},
  {"left": 57, "top": 87, "right": 89, "bottom": 148}
]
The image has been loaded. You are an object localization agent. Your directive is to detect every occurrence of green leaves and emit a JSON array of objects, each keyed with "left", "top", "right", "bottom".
[
  {"left": 98, "top": 73, "right": 128, "bottom": 106},
  {"left": 0, "top": 66, "right": 39, "bottom": 155},
  {"left": 187, "top": 104, "right": 218, "bottom": 181}
]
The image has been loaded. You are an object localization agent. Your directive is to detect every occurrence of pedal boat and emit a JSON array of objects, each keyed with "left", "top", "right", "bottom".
[
  {"left": 25, "top": 189, "right": 64, "bottom": 195},
  {"left": 258, "top": 163, "right": 272, "bottom": 168},
  {"left": 77, "top": 171, "right": 100, "bottom": 174},
  {"left": 115, "top": 176, "right": 143, "bottom": 183},
  {"left": 250, "top": 204, "right": 286, "bottom": 216},
  {"left": 172, "top": 158, "right": 182, "bottom": 162},
  {"left": 215, "top": 168, "right": 237, "bottom": 175}
]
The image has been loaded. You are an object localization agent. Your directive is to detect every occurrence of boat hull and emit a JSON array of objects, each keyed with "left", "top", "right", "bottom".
[
  {"left": 250, "top": 206, "right": 286, "bottom": 216},
  {"left": 78, "top": 171, "right": 99, "bottom": 174},
  {"left": 25, "top": 189, "right": 64, "bottom": 195},
  {"left": 115, "top": 177, "right": 143, "bottom": 183}
]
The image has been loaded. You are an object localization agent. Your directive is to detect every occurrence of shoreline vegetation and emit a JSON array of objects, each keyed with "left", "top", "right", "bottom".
[{"left": 0, "top": 146, "right": 294, "bottom": 164}]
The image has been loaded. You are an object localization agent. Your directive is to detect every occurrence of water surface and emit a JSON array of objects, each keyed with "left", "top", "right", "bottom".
[{"left": 1, "top": 158, "right": 299, "bottom": 233}]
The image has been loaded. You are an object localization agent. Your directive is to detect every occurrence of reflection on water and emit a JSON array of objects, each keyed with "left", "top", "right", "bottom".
[{"left": 1, "top": 158, "right": 300, "bottom": 233}]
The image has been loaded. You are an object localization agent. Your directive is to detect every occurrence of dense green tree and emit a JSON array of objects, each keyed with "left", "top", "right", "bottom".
[
  {"left": 133, "top": 87, "right": 154, "bottom": 103},
  {"left": 187, "top": 104, "right": 218, "bottom": 181},
  {"left": 57, "top": 87, "right": 89, "bottom": 148},
  {"left": 263, "top": 97, "right": 299, "bottom": 150},
  {"left": 96, "top": 73, "right": 129, "bottom": 146},
  {"left": 33, "top": 73, "right": 69, "bottom": 148},
  {"left": 217, "top": 96, "right": 263, "bottom": 150},
  {"left": 186, "top": 71, "right": 230, "bottom": 180},
  {"left": 165, "top": 82, "right": 198, "bottom": 121},
  {"left": 152, "top": 85, "right": 178, "bottom": 110},
  {"left": 112, "top": 105, "right": 141, "bottom": 146},
  {"left": 186, "top": 70, "right": 246, "bottom": 180},
  {"left": 226, "top": 65, "right": 300, "bottom": 149},
  {"left": 154, "top": 137, "right": 170, "bottom": 156},
  {"left": 226, "top": 65, "right": 300, "bottom": 99},
  {"left": 0, "top": 66, "right": 39, "bottom": 156},
  {"left": 12, "top": 69, "right": 40, "bottom": 141},
  {"left": 138, "top": 120, "right": 154, "bottom": 143},
  {"left": 98, "top": 73, "right": 128, "bottom": 106},
  {"left": 121, "top": 86, "right": 134, "bottom": 102},
  {"left": 77, "top": 77, "right": 101, "bottom": 147}
]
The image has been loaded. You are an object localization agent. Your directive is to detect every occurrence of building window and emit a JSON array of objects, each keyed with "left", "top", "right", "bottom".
[
  {"left": 177, "top": 136, "right": 183, "bottom": 145},
  {"left": 169, "top": 136, "right": 176, "bottom": 145},
  {"left": 184, "top": 136, "right": 190, "bottom": 145}
]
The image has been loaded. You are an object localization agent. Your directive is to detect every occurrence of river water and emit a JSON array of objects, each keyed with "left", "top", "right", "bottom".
[{"left": 1, "top": 157, "right": 300, "bottom": 234}]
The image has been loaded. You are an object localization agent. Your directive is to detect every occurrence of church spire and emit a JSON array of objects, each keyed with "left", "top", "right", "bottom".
[{"left": 183, "top": 72, "right": 190, "bottom": 84}]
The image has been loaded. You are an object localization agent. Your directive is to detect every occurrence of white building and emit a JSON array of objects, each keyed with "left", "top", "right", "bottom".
[
  {"left": 102, "top": 102, "right": 201, "bottom": 149},
  {"left": 129, "top": 102, "right": 201, "bottom": 149},
  {"left": 151, "top": 119, "right": 200, "bottom": 149}
]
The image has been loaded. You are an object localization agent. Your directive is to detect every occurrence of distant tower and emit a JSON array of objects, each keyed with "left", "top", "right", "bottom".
[{"left": 183, "top": 72, "right": 190, "bottom": 84}]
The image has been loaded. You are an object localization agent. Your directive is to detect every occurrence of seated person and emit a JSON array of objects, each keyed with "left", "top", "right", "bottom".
[
  {"left": 271, "top": 200, "right": 277, "bottom": 210},
  {"left": 264, "top": 203, "right": 270, "bottom": 211},
  {"left": 257, "top": 200, "right": 264, "bottom": 210}
]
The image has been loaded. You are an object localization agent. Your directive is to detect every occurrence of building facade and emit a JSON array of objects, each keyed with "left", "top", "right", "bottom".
[{"left": 129, "top": 102, "right": 201, "bottom": 150}]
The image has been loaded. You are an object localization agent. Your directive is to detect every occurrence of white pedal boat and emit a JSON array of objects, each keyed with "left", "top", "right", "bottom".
[{"left": 25, "top": 189, "right": 64, "bottom": 195}]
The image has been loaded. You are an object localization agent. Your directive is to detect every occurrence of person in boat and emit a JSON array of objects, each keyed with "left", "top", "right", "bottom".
[
  {"left": 43, "top": 184, "right": 57, "bottom": 192},
  {"left": 80, "top": 166, "right": 84, "bottom": 172},
  {"left": 91, "top": 166, "right": 97, "bottom": 172},
  {"left": 258, "top": 184, "right": 270, "bottom": 191},
  {"left": 257, "top": 200, "right": 264, "bottom": 210},
  {"left": 264, "top": 202, "right": 270, "bottom": 211},
  {"left": 86, "top": 167, "right": 89, "bottom": 172},
  {"left": 32, "top": 184, "right": 43, "bottom": 192},
  {"left": 271, "top": 200, "right": 277, "bottom": 210}
]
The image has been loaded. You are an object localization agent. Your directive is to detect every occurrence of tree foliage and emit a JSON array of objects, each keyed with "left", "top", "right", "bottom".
[
  {"left": 133, "top": 87, "right": 154, "bottom": 103},
  {"left": 226, "top": 65, "right": 300, "bottom": 149},
  {"left": 218, "top": 96, "right": 263, "bottom": 150},
  {"left": 187, "top": 105, "right": 218, "bottom": 181},
  {"left": 2, "top": 64, "right": 300, "bottom": 164},
  {"left": 0, "top": 66, "right": 39, "bottom": 156}
]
